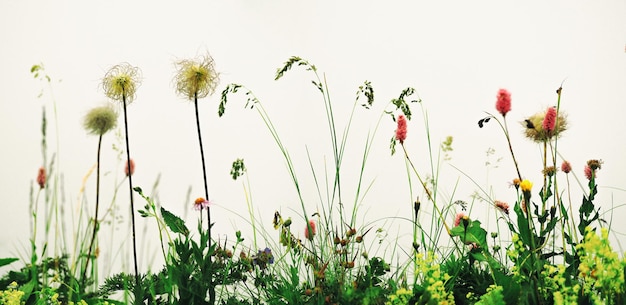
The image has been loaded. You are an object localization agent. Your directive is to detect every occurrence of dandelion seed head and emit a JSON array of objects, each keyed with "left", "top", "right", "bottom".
[
  {"left": 102, "top": 63, "right": 142, "bottom": 103},
  {"left": 174, "top": 54, "right": 220, "bottom": 100},
  {"left": 83, "top": 105, "right": 118, "bottom": 135}
]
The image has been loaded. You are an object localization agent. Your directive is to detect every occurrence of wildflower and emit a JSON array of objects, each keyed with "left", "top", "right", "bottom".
[
  {"left": 37, "top": 167, "right": 46, "bottom": 189},
  {"left": 304, "top": 220, "right": 316, "bottom": 240},
  {"left": 125, "top": 159, "right": 135, "bottom": 177},
  {"left": 584, "top": 165, "right": 594, "bottom": 180},
  {"left": 495, "top": 89, "right": 511, "bottom": 117},
  {"left": 193, "top": 197, "right": 211, "bottom": 211},
  {"left": 174, "top": 54, "right": 220, "bottom": 100},
  {"left": 454, "top": 212, "right": 466, "bottom": 227},
  {"left": 253, "top": 247, "right": 274, "bottom": 270},
  {"left": 561, "top": 161, "right": 572, "bottom": 174},
  {"left": 511, "top": 178, "right": 521, "bottom": 190},
  {"left": 542, "top": 107, "right": 557, "bottom": 133},
  {"left": 102, "top": 63, "right": 141, "bottom": 103},
  {"left": 542, "top": 166, "right": 557, "bottom": 177},
  {"left": 395, "top": 114, "right": 407, "bottom": 144},
  {"left": 520, "top": 179, "right": 533, "bottom": 193},
  {"left": 83, "top": 106, "right": 118, "bottom": 135},
  {"left": 494, "top": 200, "right": 509, "bottom": 215},
  {"left": 587, "top": 159, "right": 603, "bottom": 171}
]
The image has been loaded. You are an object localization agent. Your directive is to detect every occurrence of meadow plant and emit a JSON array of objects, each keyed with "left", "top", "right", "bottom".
[
  {"left": 82, "top": 105, "right": 118, "bottom": 284},
  {"left": 3, "top": 56, "right": 626, "bottom": 305},
  {"left": 102, "top": 62, "right": 143, "bottom": 300}
]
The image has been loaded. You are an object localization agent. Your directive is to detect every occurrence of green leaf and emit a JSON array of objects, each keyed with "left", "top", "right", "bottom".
[
  {"left": 0, "top": 257, "right": 18, "bottom": 267},
  {"left": 161, "top": 207, "right": 189, "bottom": 236},
  {"left": 450, "top": 219, "right": 487, "bottom": 247}
]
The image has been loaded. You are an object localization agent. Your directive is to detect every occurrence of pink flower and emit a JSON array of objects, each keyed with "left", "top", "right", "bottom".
[
  {"left": 561, "top": 161, "right": 572, "bottom": 174},
  {"left": 125, "top": 159, "right": 135, "bottom": 177},
  {"left": 36, "top": 167, "right": 46, "bottom": 189},
  {"left": 543, "top": 107, "right": 557, "bottom": 133},
  {"left": 395, "top": 115, "right": 407, "bottom": 144},
  {"left": 584, "top": 165, "right": 594, "bottom": 181},
  {"left": 454, "top": 212, "right": 466, "bottom": 227},
  {"left": 193, "top": 197, "right": 211, "bottom": 211},
  {"left": 495, "top": 200, "right": 510, "bottom": 215},
  {"left": 495, "top": 89, "right": 511, "bottom": 117},
  {"left": 304, "top": 220, "right": 316, "bottom": 240}
]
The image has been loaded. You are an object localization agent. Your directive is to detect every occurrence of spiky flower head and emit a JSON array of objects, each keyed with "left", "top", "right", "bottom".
[
  {"left": 523, "top": 108, "right": 567, "bottom": 142},
  {"left": 37, "top": 167, "right": 46, "bottom": 189},
  {"left": 174, "top": 54, "right": 220, "bottom": 100},
  {"left": 495, "top": 88, "right": 511, "bottom": 117},
  {"left": 102, "top": 63, "right": 141, "bottom": 103},
  {"left": 395, "top": 114, "right": 407, "bottom": 144},
  {"left": 83, "top": 106, "right": 117, "bottom": 135},
  {"left": 561, "top": 161, "right": 572, "bottom": 174}
]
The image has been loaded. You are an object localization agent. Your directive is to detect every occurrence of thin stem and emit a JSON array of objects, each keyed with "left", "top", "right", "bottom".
[
  {"left": 122, "top": 93, "right": 141, "bottom": 300},
  {"left": 401, "top": 144, "right": 451, "bottom": 236},
  {"left": 193, "top": 93, "right": 212, "bottom": 240},
  {"left": 83, "top": 134, "right": 103, "bottom": 283},
  {"left": 193, "top": 92, "right": 215, "bottom": 305},
  {"left": 502, "top": 118, "right": 523, "bottom": 181}
]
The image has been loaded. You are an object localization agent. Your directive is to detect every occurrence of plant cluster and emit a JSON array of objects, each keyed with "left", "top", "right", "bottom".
[{"left": 1, "top": 57, "right": 624, "bottom": 305}]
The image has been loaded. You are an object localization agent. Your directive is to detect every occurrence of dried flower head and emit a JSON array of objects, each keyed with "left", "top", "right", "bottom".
[
  {"left": 587, "top": 159, "right": 603, "bottom": 171},
  {"left": 395, "top": 114, "right": 407, "bottom": 144},
  {"left": 511, "top": 178, "right": 521, "bottom": 190},
  {"left": 495, "top": 89, "right": 511, "bottom": 117},
  {"left": 523, "top": 108, "right": 567, "bottom": 142},
  {"left": 37, "top": 167, "right": 46, "bottom": 189},
  {"left": 304, "top": 220, "right": 316, "bottom": 240},
  {"left": 495, "top": 200, "right": 510, "bottom": 215},
  {"left": 561, "top": 161, "right": 572, "bottom": 174},
  {"left": 125, "top": 159, "right": 135, "bottom": 177},
  {"left": 84, "top": 106, "right": 117, "bottom": 135},
  {"left": 543, "top": 166, "right": 557, "bottom": 177},
  {"left": 174, "top": 54, "right": 220, "bottom": 100},
  {"left": 102, "top": 63, "right": 142, "bottom": 103}
]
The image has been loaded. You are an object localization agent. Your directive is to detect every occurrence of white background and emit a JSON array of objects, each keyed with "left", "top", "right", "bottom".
[{"left": 1, "top": 0, "right": 625, "bottom": 276}]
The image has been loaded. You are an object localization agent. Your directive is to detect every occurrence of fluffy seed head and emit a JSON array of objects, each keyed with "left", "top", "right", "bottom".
[
  {"left": 84, "top": 106, "right": 117, "bottom": 135},
  {"left": 174, "top": 54, "right": 220, "bottom": 100},
  {"left": 102, "top": 63, "right": 141, "bottom": 103}
]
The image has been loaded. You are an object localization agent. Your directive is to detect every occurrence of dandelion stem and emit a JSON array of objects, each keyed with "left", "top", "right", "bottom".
[
  {"left": 83, "top": 134, "right": 103, "bottom": 283},
  {"left": 193, "top": 92, "right": 216, "bottom": 304},
  {"left": 121, "top": 92, "right": 141, "bottom": 300}
]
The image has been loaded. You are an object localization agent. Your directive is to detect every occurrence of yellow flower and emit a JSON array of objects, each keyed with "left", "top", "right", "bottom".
[
  {"left": 174, "top": 54, "right": 220, "bottom": 100},
  {"left": 520, "top": 179, "right": 533, "bottom": 192},
  {"left": 102, "top": 63, "right": 141, "bottom": 103}
]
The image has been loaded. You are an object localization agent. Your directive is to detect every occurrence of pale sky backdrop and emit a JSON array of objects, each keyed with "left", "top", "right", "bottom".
[{"left": 1, "top": 1, "right": 625, "bottom": 276}]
